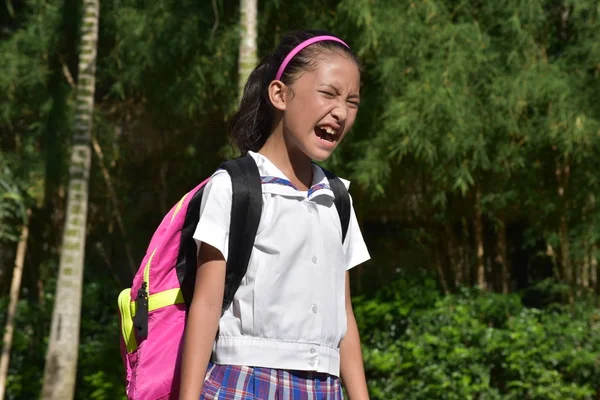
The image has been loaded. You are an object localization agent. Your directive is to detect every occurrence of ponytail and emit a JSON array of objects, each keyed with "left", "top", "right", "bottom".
[{"left": 228, "top": 56, "right": 276, "bottom": 153}]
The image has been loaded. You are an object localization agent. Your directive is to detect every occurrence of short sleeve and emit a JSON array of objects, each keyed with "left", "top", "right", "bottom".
[
  {"left": 193, "top": 170, "right": 232, "bottom": 261},
  {"left": 343, "top": 194, "right": 370, "bottom": 270}
]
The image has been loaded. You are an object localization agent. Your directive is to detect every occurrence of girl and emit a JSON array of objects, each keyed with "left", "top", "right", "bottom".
[{"left": 180, "top": 30, "right": 370, "bottom": 400}]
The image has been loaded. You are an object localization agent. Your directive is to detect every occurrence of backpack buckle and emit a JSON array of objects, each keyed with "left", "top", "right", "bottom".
[{"left": 133, "top": 282, "right": 149, "bottom": 339}]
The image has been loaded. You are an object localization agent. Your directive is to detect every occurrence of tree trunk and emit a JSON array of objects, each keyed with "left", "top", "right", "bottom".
[
  {"left": 474, "top": 187, "right": 486, "bottom": 290},
  {"left": 444, "top": 222, "right": 461, "bottom": 288},
  {"left": 592, "top": 244, "right": 598, "bottom": 295},
  {"left": 591, "top": 239, "right": 598, "bottom": 293},
  {"left": 41, "top": 1, "right": 99, "bottom": 398},
  {"left": 582, "top": 232, "right": 590, "bottom": 293},
  {"left": 581, "top": 194, "right": 595, "bottom": 294},
  {"left": 91, "top": 137, "right": 136, "bottom": 274},
  {"left": 545, "top": 236, "right": 560, "bottom": 281},
  {"left": 460, "top": 218, "right": 471, "bottom": 285},
  {"left": 589, "top": 195, "right": 598, "bottom": 295},
  {"left": 559, "top": 213, "right": 572, "bottom": 281},
  {"left": 496, "top": 219, "right": 509, "bottom": 294},
  {"left": 434, "top": 242, "right": 450, "bottom": 295},
  {"left": 558, "top": 217, "right": 574, "bottom": 304},
  {"left": 0, "top": 212, "right": 30, "bottom": 400},
  {"left": 238, "top": 0, "right": 257, "bottom": 99},
  {"left": 555, "top": 158, "right": 572, "bottom": 287}
]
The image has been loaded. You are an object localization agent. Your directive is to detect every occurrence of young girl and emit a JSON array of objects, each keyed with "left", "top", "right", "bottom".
[{"left": 180, "top": 30, "right": 370, "bottom": 400}]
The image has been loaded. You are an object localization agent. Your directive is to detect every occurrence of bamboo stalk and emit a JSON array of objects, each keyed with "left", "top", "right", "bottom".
[
  {"left": 91, "top": 137, "right": 136, "bottom": 274},
  {"left": 434, "top": 244, "right": 450, "bottom": 295},
  {"left": 0, "top": 211, "right": 30, "bottom": 400},
  {"left": 445, "top": 222, "right": 461, "bottom": 288},
  {"left": 474, "top": 187, "right": 486, "bottom": 290},
  {"left": 496, "top": 219, "right": 509, "bottom": 294}
]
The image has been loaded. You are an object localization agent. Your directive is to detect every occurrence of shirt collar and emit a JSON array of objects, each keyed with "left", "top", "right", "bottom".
[{"left": 248, "top": 151, "right": 335, "bottom": 200}]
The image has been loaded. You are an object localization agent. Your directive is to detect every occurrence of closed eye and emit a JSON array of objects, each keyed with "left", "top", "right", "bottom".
[
  {"left": 319, "top": 91, "right": 336, "bottom": 98},
  {"left": 347, "top": 100, "right": 360, "bottom": 108}
]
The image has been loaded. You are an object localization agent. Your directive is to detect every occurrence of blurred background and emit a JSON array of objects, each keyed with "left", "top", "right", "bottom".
[{"left": 2, "top": 0, "right": 600, "bottom": 398}]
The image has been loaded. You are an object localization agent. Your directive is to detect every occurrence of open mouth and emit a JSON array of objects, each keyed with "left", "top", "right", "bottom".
[{"left": 315, "top": 126, "right": 339, "bottom": 143}]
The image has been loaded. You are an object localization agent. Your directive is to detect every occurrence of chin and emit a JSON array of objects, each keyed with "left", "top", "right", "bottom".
[{"left": 309, "top": 149, "right": 334, "bottom": 162}]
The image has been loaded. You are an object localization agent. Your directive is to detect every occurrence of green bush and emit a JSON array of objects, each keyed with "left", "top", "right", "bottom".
[{"left": 355, "top": 280, "right": 600, "bottom": 399}]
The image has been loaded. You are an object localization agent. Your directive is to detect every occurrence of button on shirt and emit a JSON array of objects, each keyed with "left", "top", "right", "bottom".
[{"left": 193, "top": 151, "right": 370, "bottom": 377}]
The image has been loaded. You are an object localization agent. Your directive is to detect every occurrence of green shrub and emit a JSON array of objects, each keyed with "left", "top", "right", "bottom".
[{"left": 356, "top": 281, "right": 600, "bottom": 399}]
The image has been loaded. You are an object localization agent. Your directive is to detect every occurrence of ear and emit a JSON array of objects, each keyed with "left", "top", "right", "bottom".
[{"left": 268, "top": 80, "right": 287, "bottom": 111}]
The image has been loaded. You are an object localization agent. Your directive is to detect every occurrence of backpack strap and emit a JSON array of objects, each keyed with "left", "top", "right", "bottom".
[
  {"left": 178, "top": 154, "right": 262, "bottom": 312},
  {"left": 220, "top": 155, "right": 262, "bottom": 311},
  {"left": 178, "top": 158, "right": 347, "bottom": 312},
  {"left": 322, "top": 169, "right": 351, "bottom": 244}
]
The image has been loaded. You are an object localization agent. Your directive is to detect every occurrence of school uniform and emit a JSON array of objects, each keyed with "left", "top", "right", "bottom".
[{"left": 193, "top": 151, "right": 370, "bottom": 399}]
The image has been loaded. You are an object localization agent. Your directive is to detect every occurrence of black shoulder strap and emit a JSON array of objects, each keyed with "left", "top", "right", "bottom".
[
  {"left": 220, "top": 155, "right": 262, "bottom": 311},
  {"left": 323, "top": 168, "right": 351, "bottom": 243},
  {"left": 177, "top": 154, "right": 262, "bottom": 312}
]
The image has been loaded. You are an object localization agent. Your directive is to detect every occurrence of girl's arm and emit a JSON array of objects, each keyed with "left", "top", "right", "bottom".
[
  {"left": 179, "top": 243, "right": 226, "bottom": 400},
  {"left": 340, "top": 271, "right": 370, "bottom": 400}
]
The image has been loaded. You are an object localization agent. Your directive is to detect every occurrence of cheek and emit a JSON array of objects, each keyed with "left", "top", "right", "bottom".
[
  {"left": 291, "top": 93, "right": 322, "bottom": 118},
  {"left": 309, "top": 95, "right": 329, "bottom": 111}
]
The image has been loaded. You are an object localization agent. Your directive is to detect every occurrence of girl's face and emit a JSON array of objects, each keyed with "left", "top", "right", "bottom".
[{"left": 280, "top": 52, "right": 361, "bottom": 162}]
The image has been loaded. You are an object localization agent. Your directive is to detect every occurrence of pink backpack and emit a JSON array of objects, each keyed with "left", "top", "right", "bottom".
[{"left": 117, "top": 155, "right": 351, "bottom": 399}]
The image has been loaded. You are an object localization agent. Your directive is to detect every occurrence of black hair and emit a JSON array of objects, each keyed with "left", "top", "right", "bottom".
[{"left": 228, "top": 30, "right": 361, "bottom": 154}]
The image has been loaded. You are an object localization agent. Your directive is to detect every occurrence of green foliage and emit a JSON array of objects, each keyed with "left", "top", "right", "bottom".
[
  {"left": 0, "top": 0, "right": 62, "bottom": 129},
  {"left": 356, "top": 281, "right": 600, "bottom": 399},
  {"left": 75, "top": 278, "right": 126, "bottom": 400},
  {"left": 0, "top": 264, "right": 126, "bottom": 400},
  {"left": 0, "top": 0, "right": 65, "bottom": 246},
  {"left": 3, "top": 0, "right": 600, "bottom": 398},
  {"left": 1, "top": 277, "right": 54, "bottom": 399},
  {"left": 0, "top": 154, "right": 28, "bottom": 242},
  {"left": 336, "top": 0, "right": 600, "bottom": 258},
  {"left": 99, "top": 0, "right": 240, "bottom": 120}
]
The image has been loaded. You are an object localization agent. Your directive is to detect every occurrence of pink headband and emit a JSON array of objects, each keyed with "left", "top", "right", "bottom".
[{"left": 275, "top": 35, "right": 350, "bottom": 81}]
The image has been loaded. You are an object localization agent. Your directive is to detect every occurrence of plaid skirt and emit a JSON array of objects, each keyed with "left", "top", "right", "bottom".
[{"left": 200, "top": 362, "right": 344, "bottom": 400}]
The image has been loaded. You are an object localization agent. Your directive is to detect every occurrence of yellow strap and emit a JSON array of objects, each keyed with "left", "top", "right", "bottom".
[
  {"left": 171, "top": 194, "right": 188, "bottom": 223},
  {"left": 119, "top": 194, "right": 187, "bottom": 354},
  {"left": 118, "top": 287, "right": 185, "bottom": 354},
  {"left": 117, "top": 288, "right": 137, "bottom": 353},
  {"left": 143, "top": 248, "right": 157, "bottom": 293},
  {"left": 130, "top": 287, "right": 185, "bottom": 317}
]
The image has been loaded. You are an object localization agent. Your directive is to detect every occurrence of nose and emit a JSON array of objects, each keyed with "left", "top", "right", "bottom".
[{"left": 331, "top": 103, "right": 348, "bottom": 122}]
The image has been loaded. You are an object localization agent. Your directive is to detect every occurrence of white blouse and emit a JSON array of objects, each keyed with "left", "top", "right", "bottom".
[{"left": 193, "top": 151, "right": 370, "bottom": 376}]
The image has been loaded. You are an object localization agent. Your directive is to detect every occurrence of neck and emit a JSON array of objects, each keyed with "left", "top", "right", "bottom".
[{"left": 259, "top": 126, "right": 313, "bottom": 190}]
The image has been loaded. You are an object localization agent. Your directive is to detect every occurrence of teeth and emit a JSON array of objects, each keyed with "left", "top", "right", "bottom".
[{"left": 325, "top": 127, "right": 335, "bottom": 135}]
